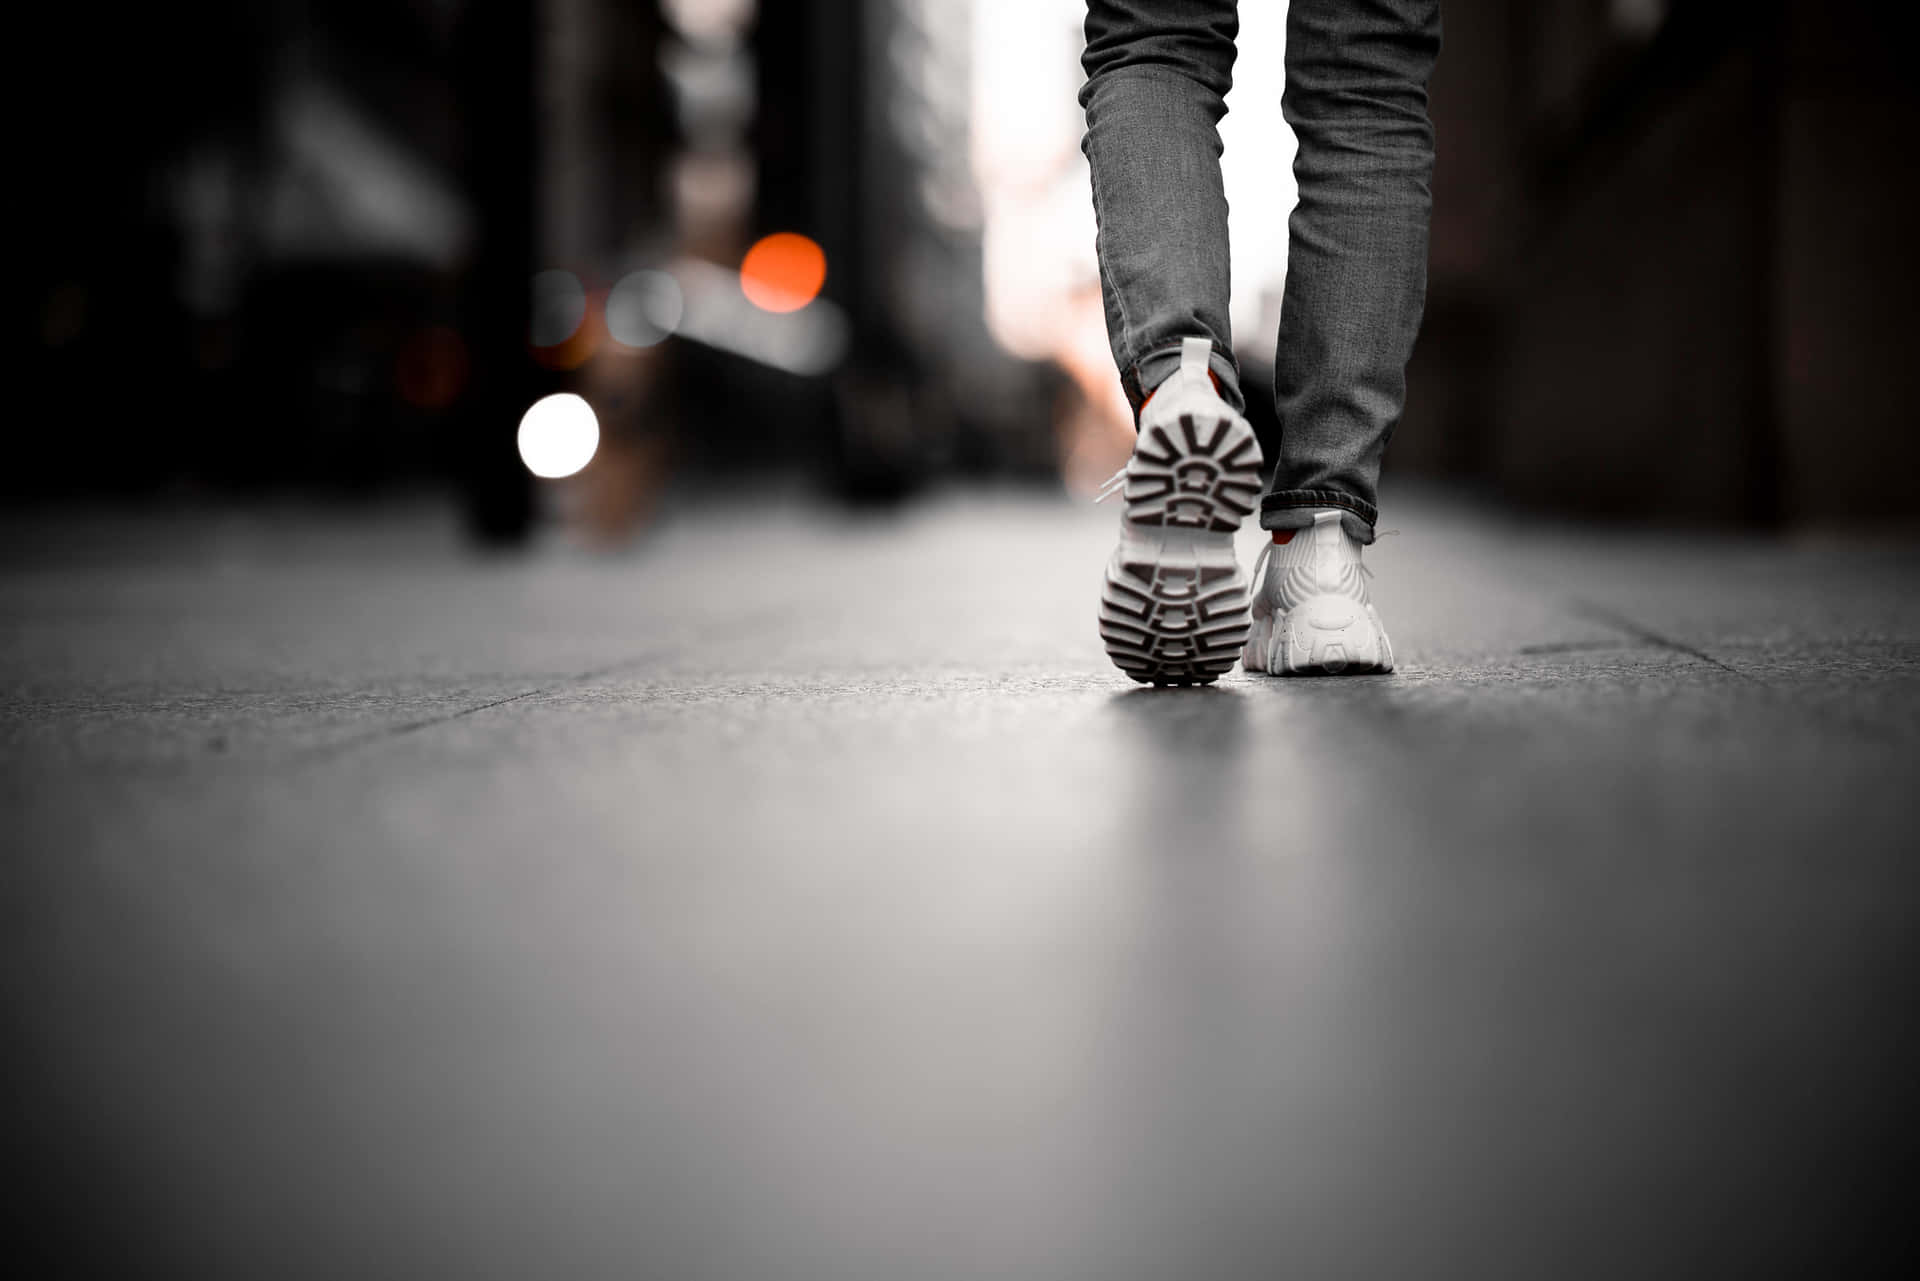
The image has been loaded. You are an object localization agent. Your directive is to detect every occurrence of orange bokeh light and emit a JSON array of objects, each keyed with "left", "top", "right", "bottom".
[{"left": 739, "top": 233, "right": 827, "bottom": 313}]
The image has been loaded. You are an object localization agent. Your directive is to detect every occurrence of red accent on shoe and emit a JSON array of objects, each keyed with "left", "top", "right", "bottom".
[
  {"left": 1136, "top": 363, "right": 1226, "bottom": 414},
  {"left": 1272, "top": 530, "right": 1295, "bottom": 545}
]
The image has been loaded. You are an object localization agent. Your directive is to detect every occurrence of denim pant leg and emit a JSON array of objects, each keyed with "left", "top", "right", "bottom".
[
  {"left": 1080, "top": 1, "right": 1245, "bottom": 417},
  {"left": 1263, "top": 0, "right": 1441, "bottom": 545}
]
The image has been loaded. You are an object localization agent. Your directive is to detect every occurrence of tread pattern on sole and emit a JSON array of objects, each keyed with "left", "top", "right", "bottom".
[
  {"left": 1121, "top": 414, "right": 1262, "bottom": 533},
  {"left": 1100, "top": 411, "right": 1262, "bottom": 685},
  {"left": 1100, "top": 559, "right": 1250, "bottom": 685}
]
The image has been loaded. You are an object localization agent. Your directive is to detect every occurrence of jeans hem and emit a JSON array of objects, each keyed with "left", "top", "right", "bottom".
[
  {"left": 1261, "top": 491, "right": 1378, "bottom": 544},
  {"left": 1122, "top": 340, "right": 1245, "bottom": 417}
]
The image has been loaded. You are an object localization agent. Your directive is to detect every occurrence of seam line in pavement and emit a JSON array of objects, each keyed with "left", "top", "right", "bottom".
[
  {"left": 303, "top": 689, "right": 548, "bottom": 759},
  {"left": 1572, "top": 601, "right": 1759, "bottom": 681},
  {"left": 290, "top": 622, "right": 767, "bottom": 765},
  {"left": 372, "top": 690, "right": 548, "bottom": 739}
]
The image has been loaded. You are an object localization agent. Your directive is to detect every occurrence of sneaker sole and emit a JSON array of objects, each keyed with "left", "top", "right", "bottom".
[{"left": 1099, "top": 413, "right": 1262, "bottom": 686}]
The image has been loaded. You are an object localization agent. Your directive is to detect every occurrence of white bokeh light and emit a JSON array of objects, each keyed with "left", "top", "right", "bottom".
[
  {"left": 517, "top": 393, "right": 600, "bottom": 479},
  {"left": 606, "top": 270, "right": 685, "bottom": 348},
  {"left": 661, "top": 0, "right": 756, "bottom": 48}
]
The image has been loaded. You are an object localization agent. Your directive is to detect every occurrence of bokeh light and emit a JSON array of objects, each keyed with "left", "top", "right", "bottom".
[
  {"left": 606, "top": 270, "right": 685, "bottom": 348},
  {"left": 532, "top": 292, "right": 604, "bottom": 371},
  {"left": 661, "top": 0, "right": 756, "bottom": 48},
  {"left": 530, "top": 269, "right": 587, "bottom": 347},
  {"left": 739, "top": 233, "right": 827, "bottom": 313},
  {"left": 517, "top": 393, "right": 600, "bottom": 479}
]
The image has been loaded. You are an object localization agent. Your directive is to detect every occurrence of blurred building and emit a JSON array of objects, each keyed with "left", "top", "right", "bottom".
[
  {"left": 23, "top": 0, "right": 555, "bottom": 533},
  {"left": 1406, "top": 0, "right": 1920, "bottom": 527},
  {"left": 19, "top": 0, "right": 1920, "bottom": 533}
]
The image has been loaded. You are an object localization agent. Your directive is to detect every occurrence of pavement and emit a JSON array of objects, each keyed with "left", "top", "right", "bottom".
[{"left": 8, "top": 488, "right": 1920, "bottom": 1279}]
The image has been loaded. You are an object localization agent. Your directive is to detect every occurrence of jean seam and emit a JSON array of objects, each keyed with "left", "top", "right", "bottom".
[
  {"left": 1082, "top": 125, "right": 1137, "bottom": 385},
  {"left": 1263, "top": 490, "right": 1379, "bottom": 524}
]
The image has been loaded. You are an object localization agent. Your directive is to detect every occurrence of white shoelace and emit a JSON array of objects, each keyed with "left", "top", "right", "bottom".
[
  {"left": 1249, "top": 535, "right": 1274, "bottom": 595},
  {"left": 1093, "top": 466, "right": 1129, "bottom": 504}
]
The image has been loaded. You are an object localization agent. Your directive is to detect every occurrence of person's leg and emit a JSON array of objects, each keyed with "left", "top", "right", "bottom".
[
  {"left": 1264, "top": 0, "right": 1442, "bottom": 545},
  {"left": 1081, "top": 2, "right": 1263, "bottom": 686},
  {"left": 1243, "top": 0, "right": 1437, "bottom": 677},
  {"left": 1080, "top": 0, "right": 1244, "bottom": 414}
]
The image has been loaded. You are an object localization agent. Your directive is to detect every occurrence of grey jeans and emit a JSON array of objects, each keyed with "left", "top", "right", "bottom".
[{"left": 1081, "top": 0, "right": 1441, "bottom": 543}]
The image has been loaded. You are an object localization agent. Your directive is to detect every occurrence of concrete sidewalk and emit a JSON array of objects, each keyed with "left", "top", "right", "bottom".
[{"left": 9, "top": 490, "right": 1919, "bottom": 1279}]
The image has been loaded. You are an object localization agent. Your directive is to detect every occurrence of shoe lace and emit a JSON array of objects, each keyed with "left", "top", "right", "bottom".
[{"left": 1092, "top": 465, "right": 1129, "bottom": 504}]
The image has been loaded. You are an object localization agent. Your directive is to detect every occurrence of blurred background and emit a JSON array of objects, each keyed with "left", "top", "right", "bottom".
[{"left": 20, "top": 0, "right": 1919, "bottom": 541}]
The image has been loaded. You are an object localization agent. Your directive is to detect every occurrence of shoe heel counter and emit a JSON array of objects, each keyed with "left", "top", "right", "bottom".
[{"left": 1179, "top": 336, "right": 1212, "bottom": 381}]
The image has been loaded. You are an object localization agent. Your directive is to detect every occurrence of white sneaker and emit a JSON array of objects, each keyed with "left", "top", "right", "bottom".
[
  {"left": 1096, "top": 337, "right": 1264, "bottom": 686},
  {"left": 1243, "top": 510, "right": 1395, "bottom": 675}
]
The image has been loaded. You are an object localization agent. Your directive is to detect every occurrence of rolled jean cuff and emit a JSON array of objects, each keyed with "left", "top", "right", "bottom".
[
  {"left": 1122, "top": 341, "right": 1245, "bottom": 417},
  {"left": 1261, "top": 490, "right": 1378, "bottom": 545}
]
